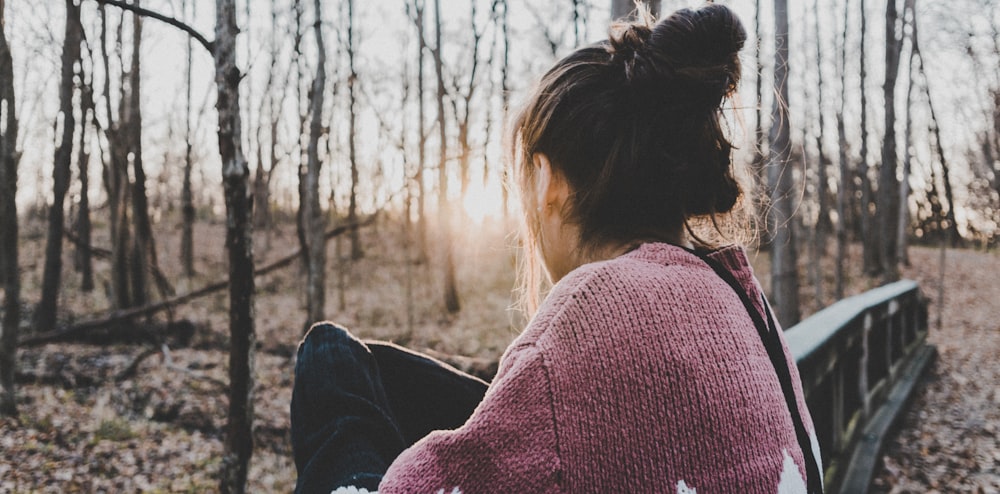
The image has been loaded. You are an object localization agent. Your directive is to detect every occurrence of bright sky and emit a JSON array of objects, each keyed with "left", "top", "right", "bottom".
[{"left": 4, "top": 0, "right": 996, "bottom": 232}]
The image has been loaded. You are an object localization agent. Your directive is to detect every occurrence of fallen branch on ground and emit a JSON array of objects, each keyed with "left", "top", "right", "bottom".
[{"left": 21, "top": 219, "right": 375, "bottom": 347}]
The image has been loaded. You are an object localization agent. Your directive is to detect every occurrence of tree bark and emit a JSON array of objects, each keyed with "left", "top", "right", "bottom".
[
  {"left": 181, "top": 0, "right": 195, "bottom": 276},
  {"left": 0, "top": 0, "right": 21, "bottom": 416},
  {"left": 127, "top": 1, "right": 159, "bottom": 307},
  {"left": 36, "top": 0, "right": 82, "bottom": 333},
  {"left": 99, "top": 4, "right": 134, "bottom": 310},
  {"left": 897, "top": 0, "right": 917, "bottom": 265},
  {"left": 293, "top": 0, "right": 307, "bottom": 266},
  {"left": 214, "top": 0, "right": 256, "bottom": 490},
  {"left": 858, "top": 0, "right": 879, "bottom": 274},
  {"left": 434, "top": 0, "right": 460, "bottom": 313},
  {"left": 753, "top": 0, "right": 767, "bottom": 193},
  {"left": 500, "top": 0, "right": 510, "bottom": 221},
  {"left": 75, "top": 48, "right": 96, "bottom": 292},
  {"left": 834, "top": 0, "right": 851, "bottom": 300},
  {"left": 878, "top": 0, "right": 904, "bottom": 281},
  {"left": 252, "top": 0, "right": 279, "bottom": 233},
  {"left": 301, "top": 0, "right": 328, "bottom": 326},
  {"left": 347, "top": 0, "right": 362, "bottom": 260},
  {"left": 401, "top": 57, "right": 416, "bottom": 338},
  {"left": 409, "top": 0, "right": 429, "bottom": 260},
  {"left": 811, "top": 0, "right": 829, "bottom": 308},
  {"left": 767, "top": 0, "right": 800, "bottom": 326},
  {"left": 917, "top": 50, "right": 960, "bottom": 245}
]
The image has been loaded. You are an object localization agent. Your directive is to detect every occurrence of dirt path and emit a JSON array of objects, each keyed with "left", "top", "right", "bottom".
[{"left": 872, "top": 246, "right": 1000, "bottom": 493}]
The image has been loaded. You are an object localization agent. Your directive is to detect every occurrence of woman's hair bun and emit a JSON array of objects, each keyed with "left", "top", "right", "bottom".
[
  {"left": 609, "top": 3, "right": 747, "bottom": 107},
  {"left": 607, "top": 22, "right": 653, "bottom": 81}
]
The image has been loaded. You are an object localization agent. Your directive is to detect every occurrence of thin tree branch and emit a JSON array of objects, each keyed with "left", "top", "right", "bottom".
[{"left": 92, "top": 0, "right": 214, "bottom": 53}]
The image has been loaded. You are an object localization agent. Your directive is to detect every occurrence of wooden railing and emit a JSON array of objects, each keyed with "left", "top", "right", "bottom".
[{"left": 785, "top": 280, "right": 936, "bottom": 494}]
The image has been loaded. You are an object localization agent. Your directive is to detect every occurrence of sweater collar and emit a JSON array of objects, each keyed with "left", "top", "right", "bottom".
[{"left": 621, "top": 242, "right": 759, "bottom": 291}]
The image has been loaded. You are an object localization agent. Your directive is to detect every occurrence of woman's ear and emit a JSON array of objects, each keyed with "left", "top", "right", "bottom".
[
  {"left": 533, "top": 153, "right": 570, "bottom": 213},
  {"left": 533, "top": 153, "right": 552, "bottom": 209}
]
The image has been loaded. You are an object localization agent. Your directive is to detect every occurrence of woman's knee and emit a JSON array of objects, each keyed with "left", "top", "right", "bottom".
[
  {"left": 298, "top": 321, "right": 360, "bottom": 355},
  {"left": 296, "top": 322, "right": 370, "bottom": 369}
]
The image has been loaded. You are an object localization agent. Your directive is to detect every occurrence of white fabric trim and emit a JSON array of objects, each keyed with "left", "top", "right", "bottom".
[
  {"left": 330, "top": 486, "right": 461, "bottom": 494},
  {"left": 676, "top": 479, "right": 697, "bottom": 494},
  {"left": 330, "top": 487, "right": 375, "bottom": 494},
  {"left": 776, "top": 448, "right": 808, "bottom": 494}
]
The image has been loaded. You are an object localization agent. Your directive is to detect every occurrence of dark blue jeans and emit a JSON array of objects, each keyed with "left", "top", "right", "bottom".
[{"left": 291, "top": 323, "right": 489, "bottom": 494}]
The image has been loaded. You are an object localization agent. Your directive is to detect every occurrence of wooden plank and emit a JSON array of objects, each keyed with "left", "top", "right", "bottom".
[
  {"left": 786, "top": 280, "right": 918, "bottom": 362},
  {"left": 836, "top": 344, "right": 937, "bottom": 494}
]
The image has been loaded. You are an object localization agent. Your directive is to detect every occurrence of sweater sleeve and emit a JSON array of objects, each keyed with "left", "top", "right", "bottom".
[{"left": 376, "top": 342, "right": 562, "bottom": 494}]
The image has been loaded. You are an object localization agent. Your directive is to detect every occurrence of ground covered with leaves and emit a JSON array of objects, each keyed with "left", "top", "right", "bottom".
[
  {"left": 0, "top": 217, "right": 996, "bottom": 492},
  {"left": 1, "top": 218, "right": 518, "bottom": 492},
  {"left": 872, "top": 247, "right": 1000, "bottom": 493}
]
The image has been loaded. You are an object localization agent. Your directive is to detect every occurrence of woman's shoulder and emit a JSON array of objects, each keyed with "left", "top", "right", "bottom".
[
  {"left": 522, "top": 246, "right": 697, "bottom": 335},
  {"left": 553, "top": 241, "right": 742, "bottom": 298},
  {"left": 523, "top": 242, "right": 758, "bottom": 346}
]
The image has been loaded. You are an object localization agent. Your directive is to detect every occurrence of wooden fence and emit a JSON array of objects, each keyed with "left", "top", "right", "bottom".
[{"left": 786, "top": 280, "right": 937, "bottom": 494}]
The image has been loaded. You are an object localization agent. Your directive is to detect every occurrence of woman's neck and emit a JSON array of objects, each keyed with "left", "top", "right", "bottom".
[{"left": 549, "top": 231, "right": 691, "bottom": 283}]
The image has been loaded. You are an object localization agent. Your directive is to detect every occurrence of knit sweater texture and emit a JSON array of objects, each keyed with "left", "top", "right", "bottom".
[{"left": 358, "top": 243, "right": 820, "bottom": 493}]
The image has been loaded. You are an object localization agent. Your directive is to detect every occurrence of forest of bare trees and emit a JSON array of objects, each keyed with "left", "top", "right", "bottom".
[{"left": 1, "top": 0, "right": 999, "bottom": 490}]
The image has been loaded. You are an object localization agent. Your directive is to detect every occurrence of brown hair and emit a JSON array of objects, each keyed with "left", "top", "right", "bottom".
[{"left": 510, "top": 3, "right": 749, "bottom": 313}]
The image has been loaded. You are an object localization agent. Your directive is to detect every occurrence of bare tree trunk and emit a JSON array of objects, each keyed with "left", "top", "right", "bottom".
[
  {"left": 452, "top": 0, "right": 486, "bottom": 206},
  {"left": 878, "top": 0, "right": 904, "bottom": 281},
  {"left": 500, "top": 0, "right": 510, "bottom": 222},
  {"left": 75, "top": 52, "right": 96, "bottom": 292},
  {"left": 768, "top": 0, "right": 800, "bottom": 326},
  {"left": 252, "top": 0, "right": 279, "bottom": 234},
  {"left": 294, "top": 0, "right": 307, "bottom": 266},
  {"left": 334, "top": 198, "right": 346, "bottom": 311},
  {"left": 100, "top": 4, "right": 133, "bottom": 310},
  {"left": 0, "top": 0, "right": 22, "bottom": 416},
  {"left": 95, "top": 0, "right": 247, "bottom": 489},
  {"left": 611, "top": 0, "right": 661, "bottom": 21},
  {"left": 347, "top": 0, "right": 362, "bottom": 260},
  {"left": 251, "top": 148, "right": 269, "bottom": 228},
  {"left": 753, "top": 0, "right": 766, "bottom": 183},
  {"left": 858, "top": 0, "right": 879, "bottom": 275},
  {"left": 37, "top": 0, "right": 82, "bottom": 333},
  {"left": 127, "top": 2, "right": 157, "bottom": 307},
  {"left": 811, "top": 0, "right": 830, "bottom": 308},
  {"left": 301, "top": 0, "right": 328, "bottom": 326},
  {"left": 181, "top": 0, "right": 195, "bottom": 276},
  {"left": 897, "top": 0, "right": 917, "bottom": 266},
  {"left": 572, "top": 0, "right": 581, "bottom": 47},
  {"left": 214, "top": 0, "right": 256, "bottom": 489},
  {"left": 434, "top": 0, "right": 460, "bottom": 314},
  {"left": 918, "top": 50, "right": 960, "bottom": 245},
  {"left": 834, "top": 0, "right": 850, "bottom": 299},
  {"left": 401, "top": 58, "right": 415, "bottom": 339},
  {"left": 0, "top": 0, "right": 6, "bottom": 288},
  {"left": 409, "top": 0, "right": 429, "bottom": 260}
]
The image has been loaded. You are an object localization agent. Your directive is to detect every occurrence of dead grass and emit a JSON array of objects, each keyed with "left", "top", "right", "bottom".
[{"left": 2, "top": 212, "right": 521, "bottom": 491}]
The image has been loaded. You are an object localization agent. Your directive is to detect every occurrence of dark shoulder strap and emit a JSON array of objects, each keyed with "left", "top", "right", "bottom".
[{"left": 693, "top": 251, "right": 824, "bottom": 494}]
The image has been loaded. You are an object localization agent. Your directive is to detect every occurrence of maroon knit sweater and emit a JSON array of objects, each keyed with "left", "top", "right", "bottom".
[{"left": 345, "top": 243, "right": 821, "bottom": 493}]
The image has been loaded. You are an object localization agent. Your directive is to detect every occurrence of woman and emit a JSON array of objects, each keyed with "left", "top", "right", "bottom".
[{"left": 291, "top": 4, "right": 823, "bottom": 493}]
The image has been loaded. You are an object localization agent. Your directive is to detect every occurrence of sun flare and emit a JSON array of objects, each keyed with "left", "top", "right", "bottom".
[{"left": 461, "top": 181, "right": 506, "bottom": 224}]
